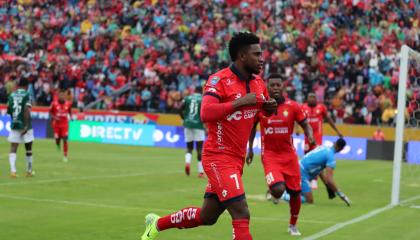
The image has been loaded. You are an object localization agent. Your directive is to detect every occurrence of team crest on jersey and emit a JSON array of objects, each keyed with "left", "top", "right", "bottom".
[
  {"left": 210, "top": 76, "right": 220, "bottom": 85},
  {"left": 283, "top": 110, "right": 289, "bottom": 117},
  {"left": 316, "top": 109, "right": 320, "bottom": 114}
]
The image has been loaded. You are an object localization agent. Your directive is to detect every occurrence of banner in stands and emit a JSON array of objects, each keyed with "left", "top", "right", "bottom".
[
  {"left": 69, "top": 121, "right": 155, "bottom": 146},
  {"left": 0, "top": 116, "right": 48, "bottom": 138},
  {"left": 407, "top": 141, "right": 420, "bottom": 164}
]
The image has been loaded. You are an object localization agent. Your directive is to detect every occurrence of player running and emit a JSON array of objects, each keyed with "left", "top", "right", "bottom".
[
  {"left": 50, "top": 89, "right": 72, "bottom": 162},
  {"left": 7, "top": 77, "right": 34, "bottom": 178},
  {"left": 141, "top": 32, "right": 277, "bottom": 240},
  {"left": 246, "top": 73, "right": 315, "bottom": 236},
  {"left": 280, "top": 138, "right": 351, "bottom": 206},
  {"left": 179, "top": 86, "right": 205, "bottom": 178},
  {"left": 302, "top": 92, "right": 343, "bottom": 189}
]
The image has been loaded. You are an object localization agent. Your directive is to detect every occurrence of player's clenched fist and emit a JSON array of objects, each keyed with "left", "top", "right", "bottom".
[
  {"left": 262, "top": 98, "right": 278, "bottom": 114},
  {"left": 233, "top": 93, "right": 257, "bottom": 108}
]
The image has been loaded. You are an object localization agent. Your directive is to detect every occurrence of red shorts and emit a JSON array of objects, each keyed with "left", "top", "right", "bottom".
[
  {"left": 203, "top": 154, "right": 245, "bottom": 206},
  {"left": 262, "top": 151, "right": 301, "bottom": 191},
  {"left": 53, "top": 124, "right": 69, "bottom": 138},
  {"left": 304, "top": 134, "right": 323, "bottom": 154}
]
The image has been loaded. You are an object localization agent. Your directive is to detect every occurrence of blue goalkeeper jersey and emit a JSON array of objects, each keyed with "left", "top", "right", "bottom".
[{"left": 300, "top": 146, "right": 336, "bottom": 180}]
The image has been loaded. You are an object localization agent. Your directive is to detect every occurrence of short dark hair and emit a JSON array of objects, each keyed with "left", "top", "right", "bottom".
[
  {"left": 18, "top": 77, "right": 29, "bottom": 87},
  {"left": 228, "top": 32, "right": 260, "bottom": 61},
  {"left": 267, "top": 73, "right": 283, "bottom": 80},
  {"left": 336, "top": 138, "right": 346, "bottom": 150}
]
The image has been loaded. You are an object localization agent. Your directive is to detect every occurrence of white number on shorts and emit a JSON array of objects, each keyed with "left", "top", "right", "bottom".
[
  {"left": 266, "top": 172, "right": 275, "bottom": 185},
  {"left": 230, "top": 174, "right": 240, "bottom": 190}
]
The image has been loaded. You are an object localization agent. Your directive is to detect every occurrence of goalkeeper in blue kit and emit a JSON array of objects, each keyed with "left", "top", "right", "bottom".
[{"left": 281, "top": 138, "right": 351, "bottom": 206}]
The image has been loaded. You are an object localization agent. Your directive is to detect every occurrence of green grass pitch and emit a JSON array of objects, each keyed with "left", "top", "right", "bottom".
[{"left": 0, "top": 138, "right": 419, "bottom": 240}]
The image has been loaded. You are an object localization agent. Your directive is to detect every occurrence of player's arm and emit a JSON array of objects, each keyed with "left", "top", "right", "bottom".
[
  {"left": 200, "top": 93, "right": 257, "bottom": 122},
  {"left": 22, "top": 104, "right": 30, "bottom": 135},
  {"left": 325, "top": 114, "right": 343, "bottom": 138},
  {"left": 298, "top": 119, "right": 316, "bottom": 145},
  {"left": 6, "top": 96, "right": 12, "bottom": 115},
  {"left": 322, "top": 167, "right": 351, "bottom": 206},
  {"left": 246, "top": 120, "right": 259, "bottom": 166},
  {"left": 178, "top": 100, "right": 185, "bottom": 120},
  {"left": 68, "top": 104, "right": 73, "bottom": 121}
]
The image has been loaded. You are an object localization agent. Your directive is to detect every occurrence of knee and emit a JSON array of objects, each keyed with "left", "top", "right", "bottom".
[
  {"left": 270, "top": 184, "right": 286, "bottom": 199},
  {"left": 200, "top": 213, "right": 218, "bottom": 226}
]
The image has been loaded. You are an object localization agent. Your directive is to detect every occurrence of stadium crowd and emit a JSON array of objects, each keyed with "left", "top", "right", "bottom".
[{"left": 0, "top": 0, "right": 419, "bottom": 126}]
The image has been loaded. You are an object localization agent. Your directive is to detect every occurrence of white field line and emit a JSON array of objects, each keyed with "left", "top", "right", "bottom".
[
  {"left": 303, "top": 194, "right": 420, "bottom": 240},
  {"left": 0, "top": 193, "right": 334, "bottom": 224},
  {"left": 410, "top": 205, "right": 420, "bottom": 209},
  {"left": 0, "top": 171, "right": 183, "bottom": 186}
]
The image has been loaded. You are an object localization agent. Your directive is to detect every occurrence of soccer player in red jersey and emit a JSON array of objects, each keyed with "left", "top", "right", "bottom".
[
  {"left": 301, "top": 92, "right": 343, "bottom": 189},
  {"left": 301, "top": 92, "right": 343, "bottom": 154},
  {"left": 49, "top": 89, "right": 72, "bottom": 162},
  {"left": 246, "top": 73, "right": 315, "bottom": 236},
  {"left": 141, "top": 32, "right": 277, "bottom": 240}
]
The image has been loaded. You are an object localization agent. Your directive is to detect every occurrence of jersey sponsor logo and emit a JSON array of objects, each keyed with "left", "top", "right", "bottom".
[
  {"left": 267, "top": 119, "right": 283, "bottom": 124},
  {"left": 207, "top": 87, "right": 217, "bottom": 93},
  {"left": 222, "top": 189, "right": 228, "bottom": 197},
  {"left": 210, "top": 76, "right": 220, "bottom": 85},
  {"left": 226, "top": 109, "right": 258, "bottom": 121},
  {"left": 307, "top": 118, "right": 320, "bottom": 123},
  {"left": 235, "top": 93, "right": 242, "bottom": 99},
  {"left": 264, "top": 127, "right": 289, "bottom": 135},
  {"left": 216, "top": 121, "right": 224, "bottom": 149}
]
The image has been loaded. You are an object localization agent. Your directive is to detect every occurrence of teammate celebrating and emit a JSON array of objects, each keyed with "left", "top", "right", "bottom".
[
  {"left": 280, "top": 138, "right": 351, "bottom": 206},
  {"left": 50, "top": 89, "right": 72, "bottom": 162},
  {"left": 141, "top": 32, "right": 277, "bottom": 240},
  {"left": 246, "top": 73, "right": 315, "bottom": 236},
  {"left": 7, "top": 77, "right": 34, "bottom": 178},
  {"left": 179, "top": 86, "right": 205, "bottom": 178},
  {"left": 302, "top": 92, "right": 343, "bottom": 153},
  {"left": 302, "top": 92, "right": 343, "bottom": 189}
]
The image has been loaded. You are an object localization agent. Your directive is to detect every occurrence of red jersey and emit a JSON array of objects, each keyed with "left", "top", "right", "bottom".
[
  {"left": 259, "top": 99, "right": 306, "bottom": 158},
  {"left": 301, "top": 103, "right": 327, "bottom": 137},
  {"left": 50, "top": 101, "right": 72, "bottom": 126},
  {"left": 203, "top": 66, "right": 269, "bottom": 160}
]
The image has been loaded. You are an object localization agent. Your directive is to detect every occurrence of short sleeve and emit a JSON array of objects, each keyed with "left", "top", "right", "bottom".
[
  {"left": 24, "top": 93, "right": 32, "bottom": 107},
  {"left": 204, "top": 75, "right": 225, "bottom": 101},
  {"left": 294, "top": 102, "right": 306, "bottom": 123}
]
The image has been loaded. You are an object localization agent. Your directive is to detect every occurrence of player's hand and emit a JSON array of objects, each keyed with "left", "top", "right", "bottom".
[
  {"left": 337, "top": 191, "right": 351, "bottom": 206},
  {"left": 233, "top": 93, "right": 257, "bottom": 108},
  {"left": 246, "top": 150, "right": 254, "bottom": 166},
  {"left": 326, "top": 186, "right": 336, "bottom": 199},
  {"left": 21, "top": 127, "right": 28, "bottom": 136},
  {"left": 308, "top": 135, "right": 316, "bottom": 146},
  {"left": 262, "top": 98, "right": 277, "bottom": 114}
]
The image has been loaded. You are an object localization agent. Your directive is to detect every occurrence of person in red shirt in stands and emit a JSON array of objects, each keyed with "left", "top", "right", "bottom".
[
  {"left": 140, "top": 32, "right": 277, "bottom": 240},
  {"left": 49, "top": 89, "right": 72, "bottom": 162}
]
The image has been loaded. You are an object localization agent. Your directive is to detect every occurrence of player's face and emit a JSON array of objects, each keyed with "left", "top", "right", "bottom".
[
  {"left": 58, "top": 92, "right": 66, "bottom": 102},
  {"left": 243, "top": 44, "right": 263, "bottom": 75},
  {"left": 308, "top": 95, "right": 317, "bottom": 107},
  {"left": 268, "top": 78, "right": 283, "bottom": 100}
]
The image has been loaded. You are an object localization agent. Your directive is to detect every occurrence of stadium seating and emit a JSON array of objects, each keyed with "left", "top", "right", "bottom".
[{"left": 0, "top": 0, "right": 418, "bottom": 125}]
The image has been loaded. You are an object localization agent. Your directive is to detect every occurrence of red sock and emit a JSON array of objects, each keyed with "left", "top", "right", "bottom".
[
  {"left": 289, "top": 195, "right": 301, "bottom": 225},
  {"left": 63, "top": 141, "right": 68, "bottom": 157},
  {"left": 157, "top": 207, "right": 202, "bottom": 231},
  {"left": 232, "top": 219, "right": 252, "bottom": 240}
]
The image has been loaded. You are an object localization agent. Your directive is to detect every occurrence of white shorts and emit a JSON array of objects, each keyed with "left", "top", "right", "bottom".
[
  {"left": 8, "top": 129, "right": 35, "bottom": 144},
  {"left": 184, "top": 128, "right": 205, "bottom": 142}
]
